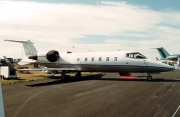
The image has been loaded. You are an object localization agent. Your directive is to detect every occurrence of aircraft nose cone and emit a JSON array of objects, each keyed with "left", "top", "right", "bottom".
[
  {"left": 168, "top": 65, "right": 175, "bottom": 70},
  {"left": 160, "top": 63, "right": 175, "bottom": 71},
  {"left": 147, "top": 59, "right": 175, "bottom": 72}
]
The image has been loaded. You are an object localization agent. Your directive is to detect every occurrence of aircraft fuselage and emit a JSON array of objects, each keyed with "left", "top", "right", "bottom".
[{"left": 35, "top": 51, "right": 174, "bottom": 73}]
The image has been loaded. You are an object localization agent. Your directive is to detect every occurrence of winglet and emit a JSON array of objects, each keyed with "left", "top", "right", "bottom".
[{"left": 0, "top": 83, "right": 5, "bottom": 117}]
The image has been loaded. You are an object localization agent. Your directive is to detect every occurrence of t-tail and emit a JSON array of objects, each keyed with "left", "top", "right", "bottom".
[
  {"left": 154, "top": 47, "right": 170, "bottom": 59},
  {"left": 4, "top": 40, "right": 37, "bottom": 57}
]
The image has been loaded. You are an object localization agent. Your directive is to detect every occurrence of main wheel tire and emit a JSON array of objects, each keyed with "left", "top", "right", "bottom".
[{"left": 147, "top": 76, "right": 152, "bottom": 81}]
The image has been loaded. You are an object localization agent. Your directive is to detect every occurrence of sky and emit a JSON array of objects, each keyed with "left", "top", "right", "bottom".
[{"left": 0, "top": 0, "right": 180, "bottom": 59}]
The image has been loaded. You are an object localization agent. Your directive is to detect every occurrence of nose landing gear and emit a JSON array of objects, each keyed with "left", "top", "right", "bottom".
[{"left": 147, "top": 74, "right": 152, "bottom": 81}]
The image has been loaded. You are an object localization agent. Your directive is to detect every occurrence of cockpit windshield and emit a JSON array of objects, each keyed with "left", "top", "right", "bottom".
[{"left": 126, "top": 52, "right": 147, "bottom": 59}]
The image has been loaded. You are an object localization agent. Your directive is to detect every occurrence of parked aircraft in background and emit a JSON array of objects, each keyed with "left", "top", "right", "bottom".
[
  {"left": 152, "top": 47, "right": 180, "bottom": 65},
  {"left": 5, "top": 40, "right": 174, "bottom": 81}
]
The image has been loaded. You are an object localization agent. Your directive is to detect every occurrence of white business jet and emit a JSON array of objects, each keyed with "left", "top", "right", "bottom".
[{"left": 5, "top": 40, "right": 174, "bottom": 81}]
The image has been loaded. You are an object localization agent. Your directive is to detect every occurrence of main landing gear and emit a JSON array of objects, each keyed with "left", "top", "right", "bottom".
[
  {"left": 61, "top": 71, "right": 66, "bottom": 80},
  {"left": 75, "top": 72, "right": 82, "bottom": 78},
  {"left": 61, "top": 71, "right": 82, "bottom": 80}
]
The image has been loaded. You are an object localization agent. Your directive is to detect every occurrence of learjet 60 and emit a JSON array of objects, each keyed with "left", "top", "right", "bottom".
[{"left": 5, "top": 40, "right": 174, "bottom": 81}]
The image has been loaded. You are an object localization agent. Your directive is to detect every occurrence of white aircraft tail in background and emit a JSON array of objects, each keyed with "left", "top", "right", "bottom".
[
  {"left": 152, "top": 47, "right": 179, "bottom": 65},
  {"left": 5, "top": 40, "right": 37, "bottom": 57}
]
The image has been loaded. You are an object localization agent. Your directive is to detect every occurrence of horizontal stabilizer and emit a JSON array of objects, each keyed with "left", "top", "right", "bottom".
[{"left": 5, "top": 40, "right": 29, "bottom": 43}]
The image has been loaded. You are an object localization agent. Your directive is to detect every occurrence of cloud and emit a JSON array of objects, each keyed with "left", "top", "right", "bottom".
[{"left": 0, "top": 1, "right": 180, "bottom": 59}]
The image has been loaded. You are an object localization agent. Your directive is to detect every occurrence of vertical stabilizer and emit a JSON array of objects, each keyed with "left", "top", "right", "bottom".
[
  {"left": 5, "top": 40, "right": 37, "bottom": 56},
  {"left": 156, "top": 47, "right": 170, "bottom": 58},
  {"left": 0, "top": 83, "right": 5, "bottom": 117}
]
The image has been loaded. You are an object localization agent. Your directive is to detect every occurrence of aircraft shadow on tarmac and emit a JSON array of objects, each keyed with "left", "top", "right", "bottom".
[
  {"left": 26, "top": 74, "right": 104, "bottom": 87},
  {"left": 26, "top": 74, "right": 180, "bottom": 87},
  {"left": 102, "top": 78, "right": 180, "bottom": 82}
]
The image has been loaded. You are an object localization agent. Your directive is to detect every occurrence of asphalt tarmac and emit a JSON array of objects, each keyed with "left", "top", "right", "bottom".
[{"left": 2, "top": 71, "right": 180, "bottom": 117}]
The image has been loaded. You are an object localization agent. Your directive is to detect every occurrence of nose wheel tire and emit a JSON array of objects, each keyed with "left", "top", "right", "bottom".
[{"left": 147, "top": 76, "right": 152, "bottom": 81}]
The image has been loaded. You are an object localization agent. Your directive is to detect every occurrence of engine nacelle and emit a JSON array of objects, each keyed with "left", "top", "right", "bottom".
[
  {"left": 46, "top": 50, "right": 60, "bottom": 62},
  {"left": 28, "top": 50, "right": 60, "bottom": 62}
]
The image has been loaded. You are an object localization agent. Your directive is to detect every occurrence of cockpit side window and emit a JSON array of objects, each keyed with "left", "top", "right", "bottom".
[{"left": 126, "top": 53, "right": 146, "bottom": 59}]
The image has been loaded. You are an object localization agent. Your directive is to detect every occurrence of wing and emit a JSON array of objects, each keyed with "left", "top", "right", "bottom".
[
  {"left": 3, "top": 56, "right": 81, "bottom": 72},
  {"left": 17, "top": 67, "right": 81, "bottom": 71}
]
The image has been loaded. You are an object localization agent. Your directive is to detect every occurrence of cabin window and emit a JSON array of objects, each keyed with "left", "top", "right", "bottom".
[
  {"left": 99, "top": 57, "right": 102, "bottom": 61},
  {"left": 92, "top": 57, "right": 94, "bottom": 61},
  {"left": 114, "top": 57, "right": 117, "bottom": 61},
  {"left": 77, "top": 58, "right": 80, "bottom": 61},
  {"left": 106, "top": 57, "right": 109, "bottom": 61},
  {"left": 84, "top": 58, "right": 87, "bottom": 61}
]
